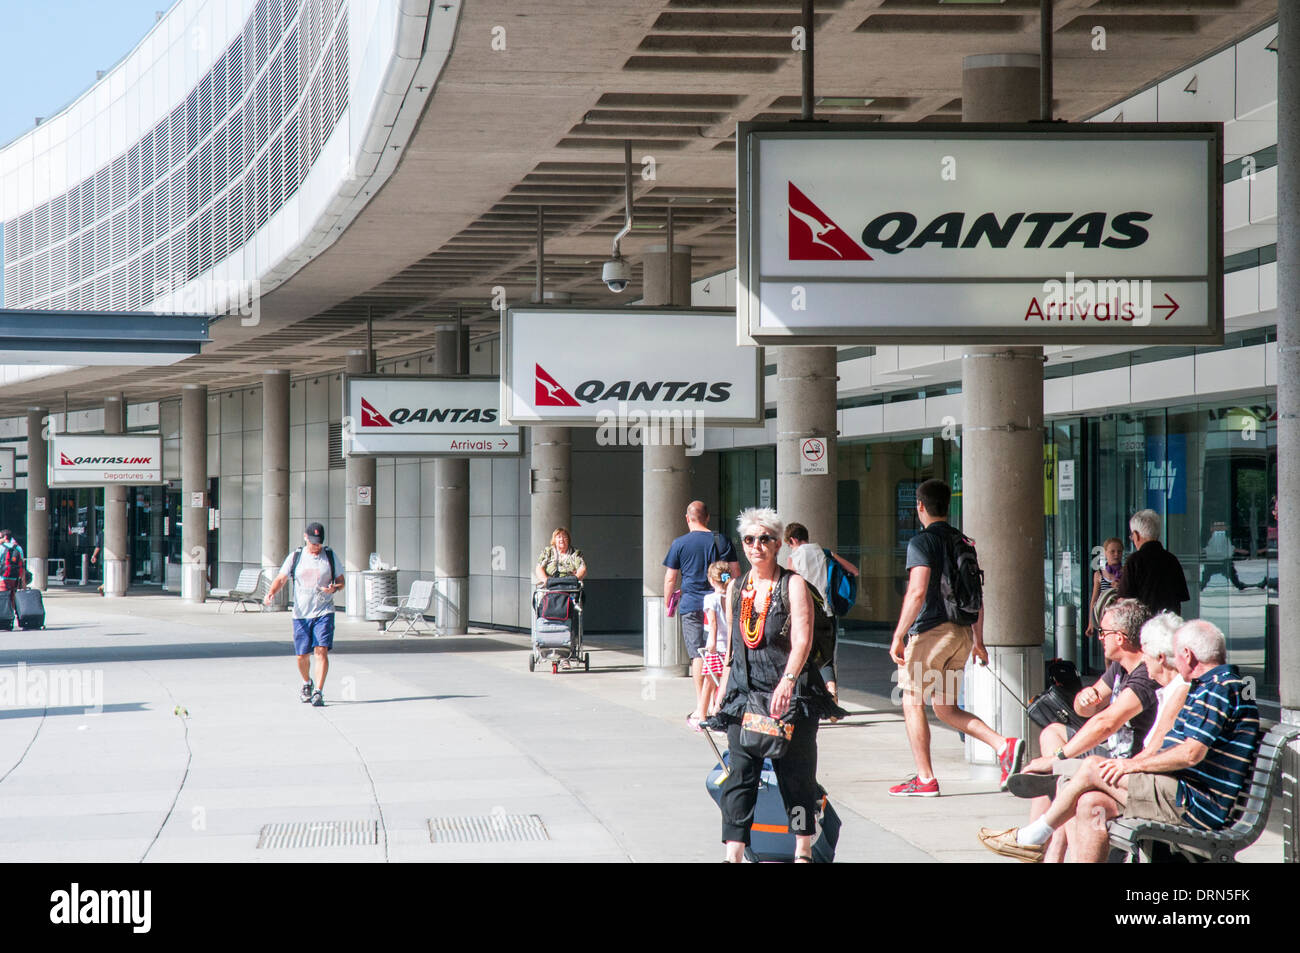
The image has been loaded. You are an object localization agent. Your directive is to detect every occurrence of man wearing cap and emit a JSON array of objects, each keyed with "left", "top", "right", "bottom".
[{"left": 265, "top": 522, "right": 343, "bottom": 706}]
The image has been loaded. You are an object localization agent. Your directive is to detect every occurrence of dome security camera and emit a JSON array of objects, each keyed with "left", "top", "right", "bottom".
[{"left": 602, "top": 256, "right": 631, "bottom": 293}]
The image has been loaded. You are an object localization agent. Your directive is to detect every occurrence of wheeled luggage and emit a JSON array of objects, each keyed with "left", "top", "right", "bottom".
[
  {"left": 703, "top": 733, "right": 840, "bottom": 863},
  {"left": 15, "top": 588, "right": 45, "bottom": 630},
  {"left": 529, "top": 575, "right": 588, "bottom": 673}
]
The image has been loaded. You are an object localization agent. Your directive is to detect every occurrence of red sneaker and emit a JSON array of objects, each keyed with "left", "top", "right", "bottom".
[
  {"left": 998, "top": 738, "right": 1026, "bottom": 791},
  {"left": 888, "top": 775, "right": 939, "bottom": 798}
]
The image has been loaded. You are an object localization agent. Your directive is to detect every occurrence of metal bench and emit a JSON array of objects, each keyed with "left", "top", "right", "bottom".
[
  {"left": 377, "top": 579, "right": 440, "bottom": 637},
  {"left": 210, "top": 568, "right": 267, "bottom": 612},
  {"left": 1109, "top": 723, "right": 1299, "bottom": 863}
]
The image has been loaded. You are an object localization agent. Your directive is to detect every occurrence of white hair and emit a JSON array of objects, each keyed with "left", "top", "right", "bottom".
[
  {"left": 1129, "top": 509, "right": 1162, "bottom": 541},
  {"left": 1174, "top": 619, "right": 1227, "bottom": 665},
  {"left": 736, "top": 507, "right": 782, "bottom": 539},
  {"left": 1140, "top": 611, "right": 1184, "bottom": 666}
]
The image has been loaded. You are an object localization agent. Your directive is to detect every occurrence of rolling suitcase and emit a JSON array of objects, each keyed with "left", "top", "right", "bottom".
[
  {"left": 15, "top": 588, "right": 45, "bottom": 630},
  {"left": 703, "top": 731, "right": 840, "bottom": 862}
]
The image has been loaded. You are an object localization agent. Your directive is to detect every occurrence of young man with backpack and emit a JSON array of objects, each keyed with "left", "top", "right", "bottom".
[
  {"left": 264, "top": 522, "right": 343, "bottom": 707},
  {"left": 888, "top": 479, "right": 1024, "bottom": 796},
  {"left": 0, "top": 529, "right": 26, "bottom": 630}
]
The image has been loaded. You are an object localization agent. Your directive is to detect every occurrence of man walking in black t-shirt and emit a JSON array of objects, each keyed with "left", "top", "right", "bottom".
[
  {"left": 1116, "top": 509, "right": 1190, "bottom": 616},
  {"left": 888, "top": 479, "right": 1024, "bottom": 797}
]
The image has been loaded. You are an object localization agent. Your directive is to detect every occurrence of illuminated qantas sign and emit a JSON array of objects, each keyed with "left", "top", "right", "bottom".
[
  {"left": 857, "top": 210, "right": 1152, "bottom": 255},
  {"left": 358, "top": 397, "right": 497, "bottom": 427},
  {"left": 344, "top": 376, "right": 521, "bottom": 457},
  {"left": 50, "top": 436, "right": 163, "bottom": 485}
]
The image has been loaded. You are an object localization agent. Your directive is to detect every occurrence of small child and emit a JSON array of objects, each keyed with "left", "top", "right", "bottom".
[{"left": 698, "top": 561, "right": 731, "bottom": 724}]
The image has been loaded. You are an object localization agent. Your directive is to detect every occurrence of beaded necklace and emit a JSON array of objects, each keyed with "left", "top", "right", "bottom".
[{"left": 740, "top": 572, "right": 774, "bottom": 648}]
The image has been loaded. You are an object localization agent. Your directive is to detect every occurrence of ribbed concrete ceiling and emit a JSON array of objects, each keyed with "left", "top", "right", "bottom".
[{"left": 0, "top": 0, "right": 1277, "bottom": 416}]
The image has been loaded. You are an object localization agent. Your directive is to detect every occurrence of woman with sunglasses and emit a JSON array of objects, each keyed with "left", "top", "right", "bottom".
[{"left": 708, "top": 507, "right": 844, "bottom": 862}]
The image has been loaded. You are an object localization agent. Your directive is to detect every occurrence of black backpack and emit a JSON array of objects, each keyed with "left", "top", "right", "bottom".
[
  {"left": 290, "top": 546, "right": 338, "bottom": 582},
  {"left": 929, "top": 524, "right": 983, "bottom": 626}
]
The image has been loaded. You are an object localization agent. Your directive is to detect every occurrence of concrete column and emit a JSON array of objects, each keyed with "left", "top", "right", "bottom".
[
  {"left": 344, "top": 350, "right": 376, "bottom": 619},
  {"left": 102, "top": 396, "right": 129, "bottom": 597},
  {"left": 530, "top": 427, "right": 571, "bottom": 568},
  {"left": 25, "top": 408, "right": 49, "bottom": 590},
  {"left": 642, "top": 243, "right": 694, "bottom": 675},
  {"left": 1275, "top": 1, "right": 1300, "bottom": 861},
  {"left": 961, "top": 54, "right": 1045, "bottom": 773},
  {"left": 775, "top": 346, "right": 838, "bottom": 551},
  {"left": 434, "top": 327, "right": 470, "bottom": 634},
  {"left": 181, "top": 385, "right": 208, "bottom": 602},
  {"left": 262, "top": 370, "right": 290, "bottom": 609}
]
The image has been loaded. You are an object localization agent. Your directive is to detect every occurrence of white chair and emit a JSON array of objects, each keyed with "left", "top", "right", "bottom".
[
  {"left": 211, "top": 568, "right": 265, "bottom": 612},
  {"left": 378, "top": 579, "right": 440, "bottom": 637}
]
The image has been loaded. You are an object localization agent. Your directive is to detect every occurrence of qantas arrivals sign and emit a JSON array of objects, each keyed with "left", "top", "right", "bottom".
[
  {"left": 343, "top": 376, "right": 520, "bottom": 457},
  {"left": 49, "top": 435, "right": 163, "bottom": 486},
  {"left": 739, "top": 123, "right": 1222, "bottom": 346},
  {"left": 504, "top": 308, "right": 762, "bottom": 426}
]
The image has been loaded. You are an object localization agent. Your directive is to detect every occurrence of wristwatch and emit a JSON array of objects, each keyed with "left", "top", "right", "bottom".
[
  {"left": 782, "top": 673, "right": 797, "bottom": 683},
  {"left": 1055, "top": 747, "right": 1068, "bottom": 760}
]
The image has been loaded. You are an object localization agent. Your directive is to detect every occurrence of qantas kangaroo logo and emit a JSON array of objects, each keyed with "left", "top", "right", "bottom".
[
  {"left": 360, "top": 398, "right": 392, "bottom": 427},
  {"left": 788, "top": 182, "right": 872, "bottom": 261},
  {"left": 59, "top": 452, "right": 74, "bottom": 466},
  {"left": 535, "top": 364, "right": 580, "bottom": 407}
]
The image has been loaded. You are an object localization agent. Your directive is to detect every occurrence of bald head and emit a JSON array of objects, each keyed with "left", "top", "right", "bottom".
[{"left": 686, "top": 501, "right": 709, "bottom": 528}]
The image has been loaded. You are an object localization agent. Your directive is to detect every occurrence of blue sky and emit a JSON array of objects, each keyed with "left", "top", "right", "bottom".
[{"left": 0, "top": 1, "right": 172, "bottom": 301}]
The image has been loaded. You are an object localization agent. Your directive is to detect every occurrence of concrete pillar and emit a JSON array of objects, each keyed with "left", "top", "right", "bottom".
[
  {"left": 344, "top": 350, "right": 376, "bottom": 619},
  {"left": 25, "top": 408, "right": 49, "bottom": 590},
  {"left": 530, "top": 427, "right": 571, "bottom": 569},
  {"left": 434, "top": 327, "right": 470, "bottom": 634},
  {"left": 1275, "top": 1, "right": 1300, "bottom": 861},
  {"left": 961, "top": 54, "right": 1045, "bottom": 774},
  {"left": 102, "top": 396, "right": 129, "bottom": 597},
  {"left": 181, "top": 385, "right": 208, "bottom": 602},
  {"left": 262, "top": 370, "right": 290, "bottom": 609},
  {"left": 642, "top": 243, "right": 694, "bottom": 675},
  {"left": 775, "top": 346, "right": 838, "bottom": 551}
]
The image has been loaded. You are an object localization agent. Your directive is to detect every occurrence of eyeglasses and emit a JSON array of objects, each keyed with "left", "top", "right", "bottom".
[
  {"left": 742, "top": 534, "right": 778, "bottom": 546},
  {"left": 1098, "top": 628, "right": 1124, "bottom": 639}
]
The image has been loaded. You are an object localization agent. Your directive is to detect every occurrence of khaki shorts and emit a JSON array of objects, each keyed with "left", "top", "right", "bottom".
[
  {"left": 899, "top": 622, "right": 972, "bottom": 704},
  {"left": 1124, "top": 772, "right": 1184, "bottom": 826}
]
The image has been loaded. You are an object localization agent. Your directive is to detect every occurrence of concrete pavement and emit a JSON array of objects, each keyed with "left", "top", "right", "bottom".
[{"left": 0, "top": 590, "right": 1285, "bottom": 862}]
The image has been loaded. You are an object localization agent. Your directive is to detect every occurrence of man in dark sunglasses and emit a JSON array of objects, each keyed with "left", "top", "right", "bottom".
[{"left": 664, "top": 501, "right": 741, "bottom": 728}]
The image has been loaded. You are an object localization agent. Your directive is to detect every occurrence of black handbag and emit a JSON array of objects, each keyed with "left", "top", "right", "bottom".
[{"left": 739, "top": 691, "right": 794, "bottom": 759}]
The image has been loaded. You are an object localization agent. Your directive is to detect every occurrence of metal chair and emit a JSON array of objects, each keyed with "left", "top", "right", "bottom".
[
  {"left": 378, "top": 579, "right": 440, "bottom": 637},
  {"left": 211, "top": 568, "right": 265, "bottom": 612}
]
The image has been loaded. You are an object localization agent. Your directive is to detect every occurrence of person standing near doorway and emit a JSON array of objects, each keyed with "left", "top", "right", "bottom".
[{"left": 264, "top": 522, "right": 343, "bottom": 707}]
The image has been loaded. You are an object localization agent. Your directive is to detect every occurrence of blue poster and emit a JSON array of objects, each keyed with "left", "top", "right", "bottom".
[{"left": 1145, "top": 434, "right": 1186, "bottom": 515}]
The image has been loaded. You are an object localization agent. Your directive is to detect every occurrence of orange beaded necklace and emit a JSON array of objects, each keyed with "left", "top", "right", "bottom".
[{"left": 739, "top": 573, "right": 773, "bottom": 648}]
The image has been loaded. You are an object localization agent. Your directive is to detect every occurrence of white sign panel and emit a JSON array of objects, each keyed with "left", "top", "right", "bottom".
[
  {"left": 344, "top": 376, "right": 521, "bottom": 457},
  {"left": 34, "top": 496, "right": 46, "bottom": 511},
  {"left": 1058, "top": 460, "right": 1076, "bottom": 501},
  {"left": 190, "top": 491, "right": 205, "bottom": 509},
  {"left": 49, "top": 435, "right": 162, "bottom": 486},
  {"left": 0, "top": 447, "right": 14, "bottom": 491},
  {"left": 504, "top": 308, "right": 763, "bottom": 426},
  {"left": 357, "top": 485, "right": 372, "bottom": 506},
  {"left": 738, "top": 123, "right": 1222, "bottom": 345},
  {"left": 799, "top": 437, "right": 828, "bottom": 475}
]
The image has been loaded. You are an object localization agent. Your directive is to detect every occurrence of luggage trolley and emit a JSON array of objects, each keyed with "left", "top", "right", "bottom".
[{"left": 530, "top": 575, "right": 589, "bottom": 673}]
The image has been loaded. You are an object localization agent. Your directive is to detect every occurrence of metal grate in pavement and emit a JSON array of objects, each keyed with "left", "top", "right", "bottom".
[
  {"left": 256, "top": 820, "right": 378, "bottom": 849},
  {"left": 428, "top": 813, "right": 550, "bottom": 844}
]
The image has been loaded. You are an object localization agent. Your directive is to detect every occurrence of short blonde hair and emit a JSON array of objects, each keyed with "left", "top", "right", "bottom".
[
  {"left": 550, "top": 527, "right": 571, "bottom": 549},
  {"left": 736, "top": 507, "right": 782, "bottom": 540},
  {"left": 707, "top": 560, "right": 730, "bottom": 587}
]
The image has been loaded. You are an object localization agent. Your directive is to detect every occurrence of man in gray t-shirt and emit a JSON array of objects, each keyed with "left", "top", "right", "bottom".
[{"left": 265, "top": 522, "right": 343, "bottom": 707}]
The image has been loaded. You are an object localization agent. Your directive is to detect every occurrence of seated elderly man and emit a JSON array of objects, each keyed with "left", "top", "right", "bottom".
[
  {"left": 979, "top": 619, "right": 1259, "bottom": 863},
  {"left": 1001, "top": 598, "right": 1160, "bottom": 862}
]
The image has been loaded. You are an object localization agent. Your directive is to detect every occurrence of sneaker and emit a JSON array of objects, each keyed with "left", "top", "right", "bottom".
[
  {"left": 311, "top": 690, "right": 324, "bottom": 707},
  {"left": 998, "top": 738, "right": 1026, "bottom": 791},
  {"left": 300, "top": 680, "right": 313, "bottom": 703},
  {"left": 1006, "top": 771, "right": 1060, "bottom": 799},
  {"left": 888, "top": 775, "right": 939, "bottom": 798},
  {"left": 977, "top": 827, "right": 1044, "bottom": 863}
]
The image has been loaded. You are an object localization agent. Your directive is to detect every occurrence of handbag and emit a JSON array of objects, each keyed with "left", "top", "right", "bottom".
[{"left": 740, "top": 691, "right": 794, "bottom": 759}]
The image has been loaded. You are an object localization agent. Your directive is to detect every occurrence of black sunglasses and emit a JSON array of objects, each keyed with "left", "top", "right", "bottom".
[{"left": 742, "top": 534, "right": 778, "bottom": 546}]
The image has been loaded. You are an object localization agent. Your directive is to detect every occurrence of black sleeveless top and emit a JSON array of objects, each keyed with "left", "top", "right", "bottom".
[{"left": 718, "top": 567, "right": 845, "bottom": 723}]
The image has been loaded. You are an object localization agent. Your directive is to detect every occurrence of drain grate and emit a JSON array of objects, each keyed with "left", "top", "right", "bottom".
[
  {"left": 428, "top": 813, "right": 550, "bottom": 844},
  {"left": 256, "top": 820, "right": 378, "bottom": 849}
]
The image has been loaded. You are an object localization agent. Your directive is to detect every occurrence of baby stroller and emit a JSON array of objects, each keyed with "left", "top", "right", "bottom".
[{"left": 530, "top": 575, "right": 589, "bottom": 673}]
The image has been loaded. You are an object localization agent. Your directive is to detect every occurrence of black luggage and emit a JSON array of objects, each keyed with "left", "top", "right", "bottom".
[
  {"left": 15, "top": 588, "right": 45, "bottom": 630},
  {"left": 703, "top": 732, "right": 841, "bottom": 862}
]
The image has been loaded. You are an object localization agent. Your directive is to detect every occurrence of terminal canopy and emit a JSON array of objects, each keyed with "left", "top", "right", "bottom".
[{"left": 0, "top": 308, "right": 209, "bottom": 365}]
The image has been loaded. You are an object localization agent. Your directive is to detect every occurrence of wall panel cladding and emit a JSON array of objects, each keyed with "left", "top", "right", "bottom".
[{"left": 1, "top": 0, "right": 350, "bottom": 312}]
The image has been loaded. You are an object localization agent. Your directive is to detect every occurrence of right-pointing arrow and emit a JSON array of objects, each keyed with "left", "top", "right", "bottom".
[{"left": 1153, "top": 293, "right": 1179, "bottom": 321}]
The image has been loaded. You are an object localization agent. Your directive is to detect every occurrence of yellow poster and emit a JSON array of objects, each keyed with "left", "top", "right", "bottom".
[{"left": 1044, "top": 443, "right": 1058, "bottom": 517}]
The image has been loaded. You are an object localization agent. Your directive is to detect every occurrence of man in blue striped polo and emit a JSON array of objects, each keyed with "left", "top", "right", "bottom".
[{"left": 978, "top": 619, "right": 1258, "bottom": 862}]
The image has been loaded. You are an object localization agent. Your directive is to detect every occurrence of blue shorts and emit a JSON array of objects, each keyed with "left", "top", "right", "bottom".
[{"left": 293, "top": 614, "right": 335, "bottom": 654}]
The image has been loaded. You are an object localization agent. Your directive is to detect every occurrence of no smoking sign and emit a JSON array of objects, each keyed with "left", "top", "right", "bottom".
[{"left": 799, "top": 437, "right": 828, "bottom": 475}]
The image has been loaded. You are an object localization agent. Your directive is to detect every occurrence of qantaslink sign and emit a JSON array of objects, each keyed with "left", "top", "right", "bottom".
[{"left": 737, "top": 122, "right": 1223, "bottom": 346}]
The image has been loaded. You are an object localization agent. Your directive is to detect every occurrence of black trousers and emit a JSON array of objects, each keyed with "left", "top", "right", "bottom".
[{"left": 721, "top": 717, "right": 819, "bottom": 845}]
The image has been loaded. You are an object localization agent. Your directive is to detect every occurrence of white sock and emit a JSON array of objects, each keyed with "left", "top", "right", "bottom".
[{"left": 1018, "top": 818, "right": 1054, "bottom": 846}]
